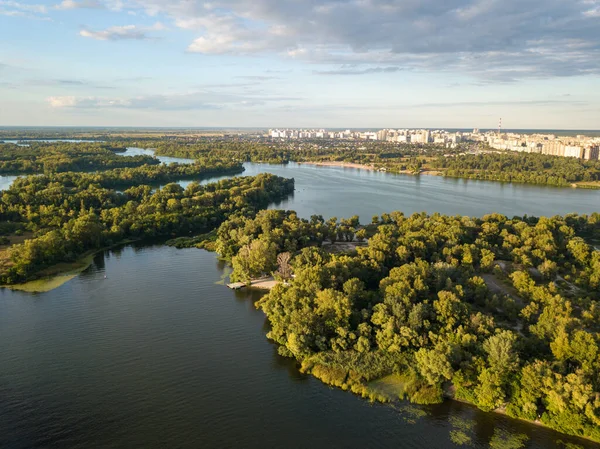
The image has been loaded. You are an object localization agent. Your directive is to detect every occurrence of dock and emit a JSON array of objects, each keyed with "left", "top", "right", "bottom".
[{"left": 226, "top": 277, "right": 280, "bottom": 291}]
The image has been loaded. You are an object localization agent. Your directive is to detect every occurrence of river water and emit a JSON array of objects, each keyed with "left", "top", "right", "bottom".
[
  {"left": 1, "top": 154, "right": 600, "bottom": 449},
  {"left": 226, "top": 162, "right": 600, "bottom": 218}
]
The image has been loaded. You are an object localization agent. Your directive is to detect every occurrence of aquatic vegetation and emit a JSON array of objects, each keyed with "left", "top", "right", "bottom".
[{"left": 489, "top": 429, "right": 528, "bottom": 449}]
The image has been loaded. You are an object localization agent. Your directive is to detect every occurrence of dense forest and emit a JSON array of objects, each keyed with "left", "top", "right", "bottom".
[
  {"left": 0, "top": 142, "right": 159, "bottom": 174},
  {"left": 6, "top": 160, "right": 244, "bottom": 191},
  {"left": 433, "top": 153, "right": 600, "bottom": 187},
  {"left": 213, "top": 210, "right": 600, "bottom": 442},
  {"left": 119, "top": 138, "right": 459, "bottom": 165},
  {"left": 0, "top": 170, "right": 294, "bottom": 284}
]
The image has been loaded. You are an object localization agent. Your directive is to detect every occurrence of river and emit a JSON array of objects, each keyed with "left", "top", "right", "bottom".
[
  {"left": 121, "top": 148, "right": 600, "bottom": 217},
  {"left": 1, "top": 155, "right": 600, "bottom": 449}
]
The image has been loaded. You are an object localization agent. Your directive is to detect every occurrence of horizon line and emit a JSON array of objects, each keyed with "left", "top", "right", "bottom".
[{"left": 2, "top": 126, "right": 600, "bottom": 132}]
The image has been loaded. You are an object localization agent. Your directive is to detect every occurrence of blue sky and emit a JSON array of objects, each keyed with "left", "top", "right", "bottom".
[{"left": 1, "top": 0, "right": 600, "bottom": 129}]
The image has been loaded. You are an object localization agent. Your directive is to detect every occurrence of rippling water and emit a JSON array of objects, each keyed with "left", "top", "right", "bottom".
[
  {"left": 225, "top": 162, "right": 600, "bottom": 218},
  {"left": 1, "top": 160, "right": 599, "bottom": 449},
  {"left": 117, "top": 147, "right": 196, "bottom": 166},
  {"left": 0, "top": 245, "right": 595, "bottom": 449}
]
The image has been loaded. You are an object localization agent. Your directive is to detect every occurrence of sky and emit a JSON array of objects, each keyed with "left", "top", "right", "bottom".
[{"left": 1, "top": 0, "right": 600, "bottom": 129}]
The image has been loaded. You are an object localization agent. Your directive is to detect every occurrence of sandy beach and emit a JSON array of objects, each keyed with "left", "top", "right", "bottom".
[{"left": 299, "top": 161, "right": 377, "bottom": 171}]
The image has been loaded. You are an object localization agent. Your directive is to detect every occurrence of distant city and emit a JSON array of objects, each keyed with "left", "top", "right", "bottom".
[{"left": 268, "top": 128, "right": 600, "bottom": 161}]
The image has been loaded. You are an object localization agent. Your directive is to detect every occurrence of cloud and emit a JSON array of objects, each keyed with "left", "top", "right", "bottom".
[
  {"left": 0, "top": 0, "right": 46, "bottom": 14},
  {"left": 47, "top": 96, "right": 79, "bottom": 107},
  {"left": 20, "top": 78, "right": 116, "bottom": 89},
  {"left": 0, "top": 0, "right": 51, "bottom": 18},
  {"left": 410, "top": 99, "right": 589, "bottom": 108},
  {"left": 315, "top": 66, "right": 405, "bottom": 75},
  {"left": 92, "top": 0, "right": 600, "bottom": 81},
  {"left": 46, "top": 90, "right": 300, "bottom": 110},
  {"left": 54, "top": 0, "right": 104, "bottom": 10},
  {"left": 235, "top": 75, "right": 280, "bottom": 81},
  {"left": 80, "top": 22, "right": 165, "bottom": 41}
]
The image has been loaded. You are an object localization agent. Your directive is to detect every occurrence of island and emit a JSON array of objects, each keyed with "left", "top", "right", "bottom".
[{"left": 209, "top": 209, "right": 600, "bottom": 444}]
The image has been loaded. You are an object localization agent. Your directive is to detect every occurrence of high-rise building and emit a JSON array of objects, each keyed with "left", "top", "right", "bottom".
[
  {"left": 423, "top": 130, "right": 431, "bottom": 143},
  {"left": 584, "top": 146, "right": 600, "bottom": 160},
  {"left": 564, "top": 146, "right": 583, "bottom": 158},
  {"left": 542, "top": 141, "right": 566, "bottom": 157},
  {"left": 377, "top": 129, "right": 389, "bottom": 141}
]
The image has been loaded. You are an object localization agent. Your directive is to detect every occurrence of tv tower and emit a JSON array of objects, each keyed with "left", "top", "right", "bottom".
[{"left": 498, "top": 118, "right": 502, "bottom": 135}]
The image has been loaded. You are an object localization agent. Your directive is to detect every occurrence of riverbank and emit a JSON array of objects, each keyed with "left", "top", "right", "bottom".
[
  {"left": 300, "top": 359, "right": 598, "bottom": 445},
  {"left": 2, "top": 239, "right": 139, "bottom": 293},
  {"left": 300, "top": 162, "right": 600, "bottom": 189},
  {"left": 298, "top": 161, "right": 443, "bottom": 176},
  {"left": 573, "top": 181, "right": 600, "bottom": 189}
]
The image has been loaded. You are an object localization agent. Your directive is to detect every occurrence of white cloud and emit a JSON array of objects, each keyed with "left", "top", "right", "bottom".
[
  {"left": 54, "top": 0, "right": 104, "bottom": 10},
  {"left": 79, "top": 22, "right": 165, "bottom": 40},
  {"left": 47, "top": 96, "right": 79, "bottom": 107},
  {"left": 46, "top": 90, "right": 299, "bottom": 110},
  {"left": 0, "top": 0, "right": 52, "bottom": 18},
  {"left": 0, "top": 0, "right": 46, "bottom": 13}
]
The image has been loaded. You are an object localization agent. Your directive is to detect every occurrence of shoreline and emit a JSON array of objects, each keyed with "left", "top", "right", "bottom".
[
  {"left": 236, "top": 270, "right": 599, "bottom": 445},
  {"left": 300, "top": 357, "right": 598, "bottom": 446},
  {"left": 1, "top": 239, "right": 140, "bottom": 293},
  {"left": 297, "top": 161, "right": 442, "bottom": 176}
]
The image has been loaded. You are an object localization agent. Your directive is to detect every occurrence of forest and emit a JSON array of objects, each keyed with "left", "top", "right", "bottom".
[
  {"left": 213, "top": 209, "right": 600, "bottom": 443},
  {"left": 432, "top": 153, "right": 600, "bottom": 187},
  {"left": 6, "top": 160, "right": 244, "bottom": 191},
  {"left": 0, "top": 169, "right": 294, "bottom": 284},
  {"left": 106, "top": 137, "right": 459, "bottom": 165},
  {"left": 0, "top": 142, "right": 159, "bottom": 174}
]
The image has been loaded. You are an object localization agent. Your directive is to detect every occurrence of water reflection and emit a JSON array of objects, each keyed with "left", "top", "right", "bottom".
[
  {"left": 117, "top": 147, "right": 195, "bottom": 165},
  {"left": 0, "top": 244, "right": 595, "bottom": 449}
]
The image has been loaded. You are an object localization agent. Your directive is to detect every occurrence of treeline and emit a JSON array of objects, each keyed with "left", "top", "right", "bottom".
[
  {"left": 0, "top": 171, "right": 294, "bottom": 284},
  {"left": 6, "top": 161, "right": 243, "bottom": 193},
  {"left": 215, "top": 210, "right": 600, "bottom": 442},
  {"left": 118, "top": 138, "right": 462, "bottom": 165},
  {"left": 434, "top": 152, "right": 600, "bottom": 186},
  {"left": 0, "top": 142, "right": 159, "bottom": 174}
]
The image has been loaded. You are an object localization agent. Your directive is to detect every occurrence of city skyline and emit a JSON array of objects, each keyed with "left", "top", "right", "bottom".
[{"left": 2, "top": 0, "right": 600, "bottom": 128}]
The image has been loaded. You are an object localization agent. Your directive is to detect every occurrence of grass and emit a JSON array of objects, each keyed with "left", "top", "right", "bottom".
[
  {"left": 7, "top": 254, "right": 95, "bottom": 293},
  {"left": 367, "top": 374, "right": 407, "bottom": 400},
  {"left": 3, "top": 239, "right": 138, "bottom": 293}
]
